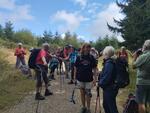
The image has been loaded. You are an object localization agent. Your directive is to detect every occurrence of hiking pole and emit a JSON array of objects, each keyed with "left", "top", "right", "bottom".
[
  {"left": 70, "top": 87, "right": 76, "bottom": 104},
  {"left": 94, "top": 86, "right": 102, "bottom": 113},
  {"left": 69, "top": 81, "right": 78, "bottom": 104}
]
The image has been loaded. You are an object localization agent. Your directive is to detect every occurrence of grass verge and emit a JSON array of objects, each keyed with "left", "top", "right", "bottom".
[{"left": 0, "top": 50, "right": 35, "bottom": 111}]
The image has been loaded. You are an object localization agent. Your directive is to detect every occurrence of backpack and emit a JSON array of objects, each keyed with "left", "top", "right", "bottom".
[
  {"left": 114, "top": 57, "right": 130, "bottom": 88},
  {"left": 123, "top": 93, "right": 139, "bottom": 113},
  {"left": 28, "top": 49, "right": 41, "bottom": 69},
  {"left": 19, "top": 64, "right": 30, "bottom": 75}
]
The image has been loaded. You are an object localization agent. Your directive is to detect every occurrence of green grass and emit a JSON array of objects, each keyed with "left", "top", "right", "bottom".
[{"left": 0, "top": 51, "right": 35, "bottom": 111}]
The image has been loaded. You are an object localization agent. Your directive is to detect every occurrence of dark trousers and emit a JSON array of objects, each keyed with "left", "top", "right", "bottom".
[
  {"left": 50, "top": 65, "right": 58, "bottom": 78},
  {"left": 103, "top": 86, "right": 119, "bottom": 113},
  {"left": 70, "top": 63, "right": 75, "bottom": 80},
  {"left": 35, "top": 64, "right": 48, "bottom": 87}
]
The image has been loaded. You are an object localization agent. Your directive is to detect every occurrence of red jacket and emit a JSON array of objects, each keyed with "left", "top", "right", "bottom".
[{"left": 14, "top": 47, "right": 26, "bottom": 58}]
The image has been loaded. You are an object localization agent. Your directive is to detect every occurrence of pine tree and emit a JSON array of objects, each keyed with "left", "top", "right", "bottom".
[
  {"left": 42, "top": 30, "right": 53, "bottom": 43},
  {"left": 4, "top": 21, "right": 14, "bottom": 41},
  {"left": 0, "top": 24, "right": 4, "bottom": 39},
  {"left": 108, "top": 0, "right": 150, "bottom": 50}
]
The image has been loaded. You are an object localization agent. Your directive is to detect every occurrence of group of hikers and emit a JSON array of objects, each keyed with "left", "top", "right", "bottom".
[{"left": 14, "top": 39, "right": 150, "bottom": 113}]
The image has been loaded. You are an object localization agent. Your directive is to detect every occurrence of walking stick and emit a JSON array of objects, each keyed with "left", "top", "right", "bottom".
[
  {"left": 95, "top": 86, "right": 101, "bottom": 113},
  {"left": 69, "top": 81, "right": 78, "bottom": 104}
]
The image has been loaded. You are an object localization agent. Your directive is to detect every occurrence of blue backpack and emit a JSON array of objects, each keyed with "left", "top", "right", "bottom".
[{"left": 28, "top": 49, "right": 41, "bottom": 69}]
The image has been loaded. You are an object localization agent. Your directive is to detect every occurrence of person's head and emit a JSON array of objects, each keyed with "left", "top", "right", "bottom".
[
  {"left": 91, "top": 47, "right": 95, "bottom": 52},
  {"left": 121, "top": 46, "right": 126, "bottom": 52},
  {"left": 142, "top": 39, "right": 150, "bottom": 51},
  {"left": 42, "top": 43, "right": 50, "bottom": 51},
  {"left": 57, "top": 47, "right": 61, "bottom": 51},
  {"left": 18, "top": 43, "right": 23, "bottom": 48},
  {"left": 103, "top": 46, "right": 115, "bottom": 59},
  {"left": 71, "top": 46, "right": 75, "bottom": 52},
  {"left": 81, "top": 43, "right": 91, "bottom": 55}
]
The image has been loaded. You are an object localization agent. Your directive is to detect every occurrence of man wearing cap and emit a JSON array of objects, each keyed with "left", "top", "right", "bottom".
[{"left": 14, "top": 43, "right": 26, "bottom": 68}]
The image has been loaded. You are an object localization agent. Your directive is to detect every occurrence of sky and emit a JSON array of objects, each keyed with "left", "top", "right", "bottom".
[{"left": 0, "top": 0, "right": 125, "bottom": 42}]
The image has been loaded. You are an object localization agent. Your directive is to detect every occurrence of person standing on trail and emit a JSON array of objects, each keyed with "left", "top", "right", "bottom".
[
  {"left": 99, "top": 46, "right": 119, "bottom": 113},
  {"left": 48, "top": 53, "right": 59, "bottom": 80},
  {"left": 63, "top": 45, "right": 72, "bottom": 78},
  {"left": 14, "top": 43, "right": 26, "bottom": 68},
  {"left": 65, "top": 46, "right": 78, "bottom": 84},
  {"left": 56, "top": 47, "right": 63, "bottom": 74},
  {"left": 133, "top": 40, "right": 150, "bottom": 113},
  {"left": 118, "top": 46, "right": 128, "bottom": 62},
  {"left": 74, "top": 43, "right": 97, "bottom": 113},
  {"left": 35, "top": 43, "right": 53, "bottom": 100}
]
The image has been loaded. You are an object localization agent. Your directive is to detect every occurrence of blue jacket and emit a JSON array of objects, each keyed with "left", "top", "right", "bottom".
[{"left": 99, "top": 58, "right": 116, "bottom": 89}]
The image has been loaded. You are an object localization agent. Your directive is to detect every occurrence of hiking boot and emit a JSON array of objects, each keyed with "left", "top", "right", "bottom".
[
  {"left": 68, "top": 80, "right": 74, "bottom": 84},
  {"left": 35, "top": 93, "right": 45, "bottom": 100},
  {"left": 86, "top": 109, "right": 91, "bottom": 113},
  {"left": 80, "top": 107, "right": 87, "bottom": 113},
  {"left": 45, "top": 89, "right": 53, "bottom": 96}
]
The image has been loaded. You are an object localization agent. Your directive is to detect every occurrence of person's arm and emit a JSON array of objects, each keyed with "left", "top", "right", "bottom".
[
  {"left": 40, "top": 50, "right": 48, "bottom": 66},
  {"left": 64, "top": 53, "right": 71, "bottom": 60},
  {"left": 22, "top": 48, "right": 26, "bottom": 55},
  {"left": 93, "top": 67, "right": 97, "bottom": 86},
  {"left": 14, "top": 48, "right": 18, "bottom": 56},
  {"left": 132, "top": 54, "right": 145, "bottom": 69},
  {"left": 42, "top": 57, "right": 47, "bottom": 66},
  {"left": 99, "top": 62, "right": 114, "bottom": 87}
]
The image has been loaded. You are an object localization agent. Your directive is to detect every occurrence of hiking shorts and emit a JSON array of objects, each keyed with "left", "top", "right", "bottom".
[
  {"left": 77, "top": 81, "right": 93, "bottom": 90},
  {"left": 136, "top": 85, "right": 150, "bottom": 104},
  {"left": 77, "top": 81, "right": 93, "bottom": 97},
  {"left": 35, "top": 64, "right": 48, "bottom": 87}
]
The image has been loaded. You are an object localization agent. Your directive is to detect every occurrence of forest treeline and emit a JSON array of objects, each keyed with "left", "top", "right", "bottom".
[{"left": 0, "top": 0, "right": 149, "bottom": 50}]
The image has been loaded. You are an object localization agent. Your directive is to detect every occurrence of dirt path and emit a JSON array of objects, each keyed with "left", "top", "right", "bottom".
[{"left": 1, "top": 72, "right": 125, "bottom": 113}]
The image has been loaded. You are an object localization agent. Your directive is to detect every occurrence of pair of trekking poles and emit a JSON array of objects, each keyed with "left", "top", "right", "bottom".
[{"left": 69, "top": 82, "right": 102, "bottom": 113}]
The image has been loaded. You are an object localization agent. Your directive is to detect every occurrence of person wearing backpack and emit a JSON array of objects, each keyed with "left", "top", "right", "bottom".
[
  {"left": 48, "top": 53, "right": 59, "bottom": 80},
  {"left": 99, "top": 46, "right": 119, "bottom": 113},
  {"left": 133, "top": 40, "right": 150, "bottom": 113},
  {"left": 65, "top": 47, "right": 78, "bottom": 84},
  {"left": 74, "top": 43, "right": 97, "bottom": 113},
  {"left": 35, "top": 43, "right": 53, "bottom": 100}
]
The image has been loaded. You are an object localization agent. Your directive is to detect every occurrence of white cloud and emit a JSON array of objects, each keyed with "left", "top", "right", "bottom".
[
  {"left": 0, "top": 0, "right": 34, "bottom": 23},
  {"left": 88, "top": 3, "right": 125, "bottom": 41},
  {"left": 0, "top": 0, "right": 15, "bottom": 10},
  {"left": 74, "top": 0, "right": 87, "bottom": 9},
  {"left": 87, "top": 2, "right": 102, "bottom": 14},
  {"left": 52, "top": 10, "right": 88, "bottom": 33}
]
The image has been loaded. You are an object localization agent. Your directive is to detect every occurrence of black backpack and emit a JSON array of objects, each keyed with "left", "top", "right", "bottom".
[
  {"left": 114, "top": 58, "right": 130, "bottom": 88},
  {"left": 28, "top": 49, "right": 41, "bottom": 69},
  {"left": 123, "top": 93, "right": 139, "bottom": 113}
]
